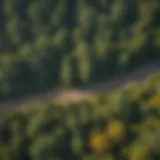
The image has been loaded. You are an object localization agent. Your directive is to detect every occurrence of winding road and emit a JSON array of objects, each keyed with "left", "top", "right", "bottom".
[{"left": 0, "top": 58, "right": 160, "bottom": 110}]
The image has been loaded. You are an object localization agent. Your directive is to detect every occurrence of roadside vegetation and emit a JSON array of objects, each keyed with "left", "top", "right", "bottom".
[{"left": 0, "top": 72, "right": 159, "bottom": 160}]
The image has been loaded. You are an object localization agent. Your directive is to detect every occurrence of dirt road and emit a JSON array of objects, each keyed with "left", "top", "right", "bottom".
[{"left": 0, "top": 58, "right": 160, "bottom": 109}]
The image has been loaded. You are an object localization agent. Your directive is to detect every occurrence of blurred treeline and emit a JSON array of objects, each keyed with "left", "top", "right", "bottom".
[
  {"left": 0, "top": 0, "right": 160, "bottom": 99},
  {"left": 0, "top": 72, "right": 160, "bottom": 160}
]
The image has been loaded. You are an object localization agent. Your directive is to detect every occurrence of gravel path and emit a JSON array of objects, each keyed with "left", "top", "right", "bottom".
[{"left": 0, "top": 58, "right": 160, "bottom": 110}]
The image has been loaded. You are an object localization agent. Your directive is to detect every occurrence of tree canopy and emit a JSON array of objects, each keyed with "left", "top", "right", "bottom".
[
  {"left": 0, "top": 0, "right": 159, "bottom": 99},
  {"left": 0, "top": 72, "right": 160, "bottom": 160}
]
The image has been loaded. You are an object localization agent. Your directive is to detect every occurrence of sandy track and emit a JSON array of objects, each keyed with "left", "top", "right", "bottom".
[{"left": 0, "top": 58, "right": 160, "bottom": 109}]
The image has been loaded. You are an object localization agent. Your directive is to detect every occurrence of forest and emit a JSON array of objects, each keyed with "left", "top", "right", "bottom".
[
  {"left": 0, "top": 72, "right": 160, "bottom": 160},
  {"left": 0, "top": 0, "right": 160, "bottom": 99},
  {"left": 0, "top": 1, "right": 160, "bottom": 159}
]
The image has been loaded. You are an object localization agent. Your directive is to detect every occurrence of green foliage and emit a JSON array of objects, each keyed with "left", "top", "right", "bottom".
[
  {"left": 0, "top": 0, "right": 159, "bottom": 99},
  {"left": 0, "top": 73, "right": 160, "bottom": 160}
]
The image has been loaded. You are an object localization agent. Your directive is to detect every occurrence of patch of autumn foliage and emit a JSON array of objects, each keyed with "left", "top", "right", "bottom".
[
  {"left": 89, "top": 120, "right": 126, "bottom": 152},
  {"left": 89, "top": 129, "right": 111, "bottom": 152},
  {"left": 148, "top": 92, "right": 160, "bottom": 108},
  {"left": 106, "top": 120, "right": 126, "bottom": 142}
]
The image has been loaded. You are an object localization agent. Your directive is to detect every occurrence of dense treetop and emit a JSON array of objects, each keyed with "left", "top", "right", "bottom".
[
  {"left": 0, "top": 0, "right": 159, "bottom": 99},
  {"left": 0, "top": 72, "right": 160, "bottom": 160}
]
